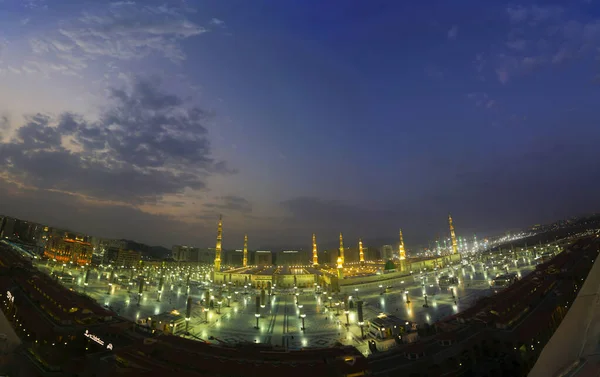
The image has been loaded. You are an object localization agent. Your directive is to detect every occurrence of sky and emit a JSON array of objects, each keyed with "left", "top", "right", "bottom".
[{"left": 0, "top": 0, "right": 599, "bottom": 250}]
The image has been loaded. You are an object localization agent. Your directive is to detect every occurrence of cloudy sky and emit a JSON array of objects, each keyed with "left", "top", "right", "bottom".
[{"left": 0, "top": 0, "right": 599, "bottom": 250}]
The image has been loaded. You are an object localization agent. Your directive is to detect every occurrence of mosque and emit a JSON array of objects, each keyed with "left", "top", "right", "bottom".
[{"left": 212, "top": 215, "right": 463, "bottom": 292}]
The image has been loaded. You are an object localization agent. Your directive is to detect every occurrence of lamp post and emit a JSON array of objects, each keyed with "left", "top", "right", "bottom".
[
  {"left": 137, "top": 278, "right": 144, "bottom": 306},
  {"left": 355, "top": 288, "right": 359, "bottom": 299},
  {"left": 217, "top": 300, "right": 222, "bottom": 314},
  {"left": 328, "top": 296, "right": 333, "bottom": 309},
  {"left": 227, "top": 295, "right": 231, "bottom": 307},
  {"left": 344, "top": 310, "right": 350, "bottom": 326},
  {"left": 335, "top": 302, "right": 340, "bottom": 316},
  {"left": 423, "top": 294, "right": 429, "bottom": 308},
  {"left": 357, "top": 300, "right": 364, "bottom": 339},
  {"left": 254, "top": 295, "right": 261, "bottom": 329},
  {"left": 185, "top": 297, "right": 192, "bottom": 333},
  {"left": 405, "top": 291, "right": 410, "bottom": 304},
  {"left": 300, "top": 314, "right": 306, "bottom": 331}
]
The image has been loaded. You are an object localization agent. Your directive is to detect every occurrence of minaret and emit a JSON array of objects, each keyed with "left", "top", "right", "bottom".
[
  {"left": 214, "top": 215, "right": 223, "bottom": 272},
  {"left": 337, "top": 233, "right": 344, "bottom": 279},
  {"left": 338, "top": 233, "right": 345, "bottom": 264},
  {"left": 449, "top": 214, "right": 458, "bottom": 255},
  {"left": 312, "top": 233, "right": 318, "bottom": 266},
  {"left": 359, "top": 238, "right": 365, "bottom": 263},
  {"left": 243, "top": 234, "right": 248, "bottom": 267},
  {"left": 399, "top": 229, "right": 406, "bottom": 260}
]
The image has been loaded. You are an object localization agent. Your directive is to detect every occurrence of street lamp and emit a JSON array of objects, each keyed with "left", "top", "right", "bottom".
[
  {"left": 254, "top": 313, "right": 260, "bottom": 329},
  {"left": 300, "top": 314, "right": 306, "bottom": 331},
  {"left": 358, "top": 321, "right": 365, "bottom": 339},
  {"left": 344, "top": 310, "right": 350, "bottom": 326},
  {"left": 227, "top": 295, "right": 231, "bottom": 307},
  {"left": 355, "top": 288, "right": 359, "bottom": 299}
]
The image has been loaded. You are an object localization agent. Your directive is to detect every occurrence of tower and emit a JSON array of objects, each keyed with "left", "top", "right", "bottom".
[
  {"left": 214, "top": 215, "right": 223, "bottom": 272},
  {"left": 312, "top": 233, "right": 318, "bottom": 266},
  {"left": 337, "top": 232, "right": 344, "bottom": 279},
  {"left": 339, "top": 233, "right": 345, "bottom": 264},
  {"left": 399, "top": 229, "right": 406, "bottom": 260},
  {"left": 449, "top": 214, "right": 458, "bottom": 255},
  {"left": 359, "top": 238, "right": 365, "bottom": 263},
  {"left": 243, "top": 234, "right": 248, "bottom": 267},
  {"left": 337, "top": 255, "right": 344, "bottom": 279}
]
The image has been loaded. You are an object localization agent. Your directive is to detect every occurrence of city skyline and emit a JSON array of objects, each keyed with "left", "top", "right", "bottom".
[{"left": 1, "top": 0, "right": 600, "bottom": 248}]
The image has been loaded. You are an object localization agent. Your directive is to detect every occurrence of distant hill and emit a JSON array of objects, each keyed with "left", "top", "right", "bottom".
[{"left": 121, "top": 239, "right": 170, "bottom": 260}]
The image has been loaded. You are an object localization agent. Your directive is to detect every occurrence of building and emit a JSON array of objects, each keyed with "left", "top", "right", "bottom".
[
  {"left": 276, "top": 250, "right": 310, "bottom": 266},
  {"left": 321, "top": 249, "right": 339, "bottom": 265},
  {"left": 103, "top": 247, "right": 141, "bottom": 267},
  {"left": 367, "top": 313, "right": 417, "bottom": 340},
  {"left": 254, "top": 250, "right": 273, "bottom": 266},
  {"left": 226, "top": 250, "right": 244, "bottom": 266},
  {"left": 381, "top": 245, "right": 394, "bottom": 261},
  {"left": 172, "top": 245, "right": 201, "bottom": 262},
  {"left": 0, "top": 217, "right": 16, "bottom": 239},
  {"left": 44, "top": 235, "right": 93, "bottom": 266}
]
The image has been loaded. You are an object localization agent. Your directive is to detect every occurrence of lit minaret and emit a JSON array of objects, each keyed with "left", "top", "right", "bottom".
[
  {"left": 339, "top": 233, "right": 345, "bottom": 264},
  {"left": 359, "top": 238, "right": 365, "bottom": 263},
  {"left": 312, "top": 233, "right": 318, "bottom": 266},
  {"left": 449, "top": 214, "right": 458, "bottom": 255},
  {"left": 337, "top": 233, "right": 344, "bottom": 279},
  {"left": 399, "top": 229, "right": 406, "bottom": 260},
  {"left": 214, "top": 215, "right": 223, "bottom": 271},
  {"left": 243, "top": 234, "right": 248, "bottom": 267}
]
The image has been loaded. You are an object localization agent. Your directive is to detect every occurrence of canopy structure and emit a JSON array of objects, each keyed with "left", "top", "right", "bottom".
[{"left": 529, "top": 249, "right": 600, "bottom": 377}]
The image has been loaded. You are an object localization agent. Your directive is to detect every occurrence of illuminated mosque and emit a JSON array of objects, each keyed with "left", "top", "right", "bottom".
[{"left": 212, "top": 215, "right": 462, "bottom": 293}]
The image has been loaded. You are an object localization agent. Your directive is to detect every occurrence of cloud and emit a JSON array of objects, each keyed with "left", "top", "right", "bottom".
[
  {"left": 28, "top": 2, "right": 206, "bottom": 74},
  {"left": 0, "top": 115, "right": 8, "bottom": 141},
  {"left": 0, "top": 77, "right": 234, "bottom": 205},
  {"left": 506, "top": 39, "right": 527, "bottom": 50},
  {"left": 209, "top": 18, "right": 225, "bottom": 27},
  {"left": 507, "top": 5, "right": 563, "bottom": 24},
  {"left": 279, "top": 197, "right": 401, "bottom": 240},
  {"left": 506, "top": 6, "right": 528, "bottom": 23},
  {"left": 447, "top": 25, "right": 458, "bottom": 40},
  {"left": 493, "top": 5, "right": 600, "bottom": 83},
  {"left": 0, "top": 178, "right": 203, "bottom": 247},
  {"left": 467, "top": 92, "right": 497, "bottom": 109},
  {"left": 205, "top": 195, "right": 252, "bottom": 213},
  {"left": 424, "top": 64, "right": 443, "bottom": 79}
]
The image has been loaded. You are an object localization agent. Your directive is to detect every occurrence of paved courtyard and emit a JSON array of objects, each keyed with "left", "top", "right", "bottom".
[{"left": 35, "top": 258, "right": 535, "bottom": 355}]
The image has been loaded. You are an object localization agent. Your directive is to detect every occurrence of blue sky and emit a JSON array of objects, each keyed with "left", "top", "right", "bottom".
[{"left": 0, "top": 0, "right": 599, "bottom": 249}]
